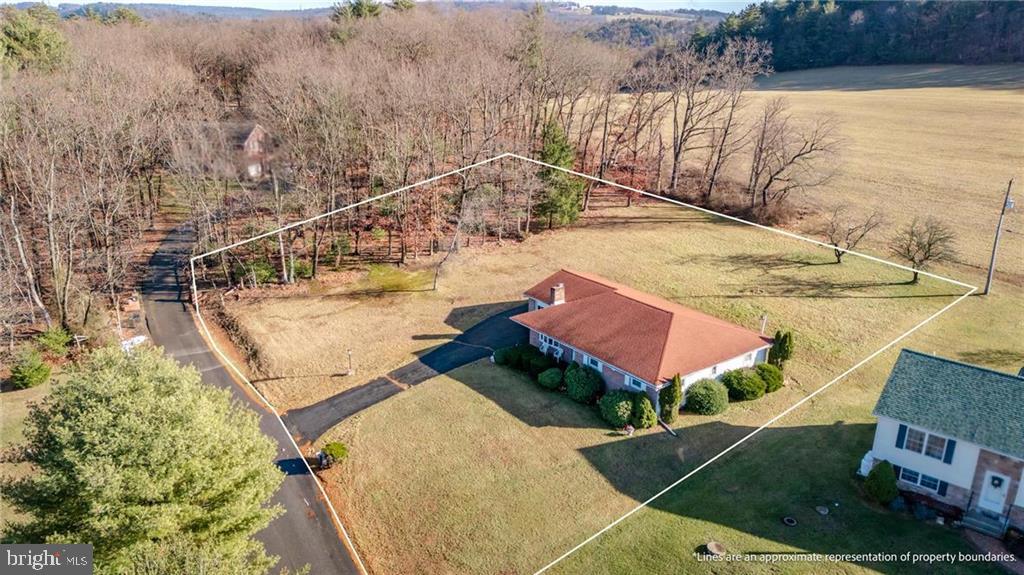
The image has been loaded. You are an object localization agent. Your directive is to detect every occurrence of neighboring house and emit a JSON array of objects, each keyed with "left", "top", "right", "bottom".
[
  {"left": 864, "top": 349, "right": 1024, "bottom": 537},
  {"left": 227, "top": 122, "right": 271, "bottom": 179},
  {"left": 509, "top": 269, "right": 772, "bottom": 412}
]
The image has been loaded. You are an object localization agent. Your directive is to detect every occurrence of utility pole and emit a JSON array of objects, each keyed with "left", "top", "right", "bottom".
[{"left": 983, "top": 179, "right": 1015, "bottom": 296}]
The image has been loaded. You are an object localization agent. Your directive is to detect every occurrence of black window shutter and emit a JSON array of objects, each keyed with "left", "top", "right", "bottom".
[
  {"left": 943, "top": 439, "right": 956, "bottom": 464},
  {"left": 893, "top": 465, "right": 902, "bottom": 478},
  {"left": 895, "top": 424, "right": 907, "bottom": 449},
  {"left": 938, "top": 481, "right": 948, "bottom": 497}
]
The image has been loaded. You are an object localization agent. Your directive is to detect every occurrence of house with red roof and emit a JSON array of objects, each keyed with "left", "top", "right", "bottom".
[{"left": 509, "top": 269, "right": 772, "bottom": 413}]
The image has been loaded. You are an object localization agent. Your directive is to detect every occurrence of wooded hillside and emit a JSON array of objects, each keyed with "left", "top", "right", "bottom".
[{"left": 698, "top": 1, "right": 1024, "bottom": 71}]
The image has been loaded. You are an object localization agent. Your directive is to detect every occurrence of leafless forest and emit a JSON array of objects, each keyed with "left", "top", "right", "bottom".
[{"left": 0, "top": 5, "right": 844, "bottom": 354}]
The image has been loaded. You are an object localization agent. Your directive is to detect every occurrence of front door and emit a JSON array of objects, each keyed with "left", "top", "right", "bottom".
[{"left": 978, "top": 471, "right": 1010, "bottom": 515}]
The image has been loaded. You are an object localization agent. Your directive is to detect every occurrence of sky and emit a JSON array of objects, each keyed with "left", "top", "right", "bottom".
[{"left": 15, "top": 0, "right": 752, "bottom": 13}]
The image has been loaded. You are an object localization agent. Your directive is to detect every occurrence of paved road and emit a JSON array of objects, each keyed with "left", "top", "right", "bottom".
[
  {"left": 284, "top": 305, "right": 528, "bottom": 444},
  {"left": 142, "top": 224, "right": 361, "bottom": 575}
]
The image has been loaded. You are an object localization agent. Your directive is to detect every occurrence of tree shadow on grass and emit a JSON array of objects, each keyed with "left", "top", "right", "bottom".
[
  {"left": 680, "top": 252, "right": 964, "bottom": 300},
  {"left": 956, "top": 349, "right": 1024, "bottom": 370},
  {"left": 577, "top": 419, "right": 993, "bottom": 574}
]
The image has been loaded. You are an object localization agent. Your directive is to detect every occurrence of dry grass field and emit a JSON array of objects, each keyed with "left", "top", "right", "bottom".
[{"left": 748, "top": 65, "right": 1024, "bottom": 283}]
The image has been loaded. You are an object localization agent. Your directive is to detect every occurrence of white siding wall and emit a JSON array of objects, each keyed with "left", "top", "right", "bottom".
[
  {"left": 680, "top": 346, "right": 770, "bottom": 392},
  {"left": 871, "top": 416, "right": 980, "bottom": 489}
]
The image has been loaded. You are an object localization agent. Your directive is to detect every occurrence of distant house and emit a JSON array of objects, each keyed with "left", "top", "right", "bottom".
[
  {"left": 509, "top": 269, "right": 772, "bottom": 412},
  {"left": 864, "top": 349, "right": 1024, "bottom": 537},
  {"left": 227, "top": 123, "right": 271, "bottom": 179}
]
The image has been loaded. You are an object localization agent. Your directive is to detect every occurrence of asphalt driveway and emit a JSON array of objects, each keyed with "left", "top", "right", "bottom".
[{"left": 282, "top": 304, "right": 528, "bottom": 444}]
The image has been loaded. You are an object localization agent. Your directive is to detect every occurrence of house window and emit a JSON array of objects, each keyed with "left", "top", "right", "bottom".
[
  {"left": 904, "top": 428, "right": 926, "bottom": 453},
  {"left": 745, "top": 353, "right": 752, "bottom": 361},
  {"left": 711, "top": 365, "right": 718, "bottom": 376},
  {"left": 538, "top": 333, "right": 556, "bottom": 347},
  {"left": 627, "top": 376, "right": 645, "bottom": 391},
  {"left": 586, "top": 356, "right": 602, "bottom": 371},
  {"left": 919, "top": 474, "right": 940, "bottom": 491},
  {"left": 924, "top": 435, "right": 946, "bottom": 460},
  {"left": 900, "top": 467, "right": 940, "bottom": 493}
]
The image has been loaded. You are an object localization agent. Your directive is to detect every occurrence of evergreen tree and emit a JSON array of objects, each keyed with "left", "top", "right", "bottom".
[
  {"left": 389, "top": 0, "right": 415, "bottom": 12},
  {"left": 331, "top": 0, "right": 383, "bottom": 23},
  {"left": 2, "top": 346, "right": 284, "bottom": 574},
  {"left": 659, "top": 373, "right": 683, "bottom": 423},
  {"left": 536, "top": 121, "right": 584, "bottom": 229},
  {"left": 1, "top": 5, "right": 68, "bottom": 72}
]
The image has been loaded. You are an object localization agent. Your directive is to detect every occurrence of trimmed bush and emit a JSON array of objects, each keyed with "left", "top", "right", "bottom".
[
  {"left": 659, "top": 374, "right": 683, "bottom": 423},
  {"left": 322, "top": 441, "right": 349, "bottom": 463},
  {"left": 721, "top": 368, "right": 767, "bottom": 401},
  {"left": 756, "top": 363, "right": 784, "bottom": 393},
  {"left": 538, "top": 367, "right": 563, "bottom": 390},
  {"left": 10, "top": 350, "right": 51, "bottom": 390},
  {"left": 493, "top": 345, "right": 519, "bottom": 366},
  {"left": 515, "top": 346, "right": 544, "bottom": 372},
  {"left": 685, "top": 379, "right": 729, "bottom": 415},
  {"left": 36, "top": 326, "right": 72, "bottom": 358},
  {"left": 565, "top": 362, "right": 602, "bottom": 404},
  {"left": 865, "top": 460, "right": 899, "bottom": 505},
  {"left": 598, "top": 390, "right": 634, "bottom": 428},
  {"left": 528, "top": 354, "right": 556, "bottom": 377},
  {"left": 631, "top": 394, "right": 657, "bottom": 429}
]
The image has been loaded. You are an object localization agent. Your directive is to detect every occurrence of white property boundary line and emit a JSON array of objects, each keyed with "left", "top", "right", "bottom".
[{"left": 188, "top": 152, "right": 977, "bottom": 575}]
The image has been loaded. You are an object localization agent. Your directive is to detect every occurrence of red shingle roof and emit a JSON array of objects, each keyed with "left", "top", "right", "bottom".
[{"left": 511, "top": 269, "right": 771, "bottom": 385}]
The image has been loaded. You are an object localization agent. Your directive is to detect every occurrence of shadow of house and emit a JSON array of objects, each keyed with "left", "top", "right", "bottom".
[
  {"left": 576, "top": 420, "right": 994, "bottom": 574},
  {"left": 282, "top": 302, "right": 529, "bottom": 444}
]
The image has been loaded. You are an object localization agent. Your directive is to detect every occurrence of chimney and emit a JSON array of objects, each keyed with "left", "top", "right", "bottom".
[
  {"left": 550, "top": 283, "right": 565, "bottom": 305},
  {"left": 760, "top": 314, "right": 768, "bottom": 335}
]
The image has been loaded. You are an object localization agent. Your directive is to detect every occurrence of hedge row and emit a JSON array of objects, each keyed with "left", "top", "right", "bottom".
[{"left": 494, "top": 345, "right": 601, "bottom": 404}]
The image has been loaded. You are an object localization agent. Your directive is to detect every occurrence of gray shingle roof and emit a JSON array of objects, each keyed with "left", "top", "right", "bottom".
[{"left": 873, "top": 349, "right": 1024, "bottom": 459}]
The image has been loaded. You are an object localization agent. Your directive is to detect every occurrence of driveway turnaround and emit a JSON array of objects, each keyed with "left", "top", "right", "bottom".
[
  {"left": 142, "top": 224, "right": 361, "bottom": 575},
  {"left": 284, "top": 305, "right": 529, "bottom": 445}
]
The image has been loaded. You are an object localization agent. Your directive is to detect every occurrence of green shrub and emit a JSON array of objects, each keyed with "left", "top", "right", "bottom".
[
  {"left": 721, "top": 369, "right": 766, "bottom": 401},
  {"left": 598, "top": 390, "right": 634, "bottom": 428},
  {"left": 528, "top": 354, "right": 556, "bottom": 377},
  {"left": 756, "top": 363, "right": 784, "bottom": 392},
  {"left": 631, "top": 394, "right": 657, "bottom": 429},
  {"left": 514, "top": 345, "right": 543, "bottom": 372},
  {"left": 864, "top": 460, "right": 899, "bottom": 505},
  {"left": 537, "top": 367, "right": 563, "bottom": 390},
  {"left": 659, "top": 374, "right": 683, "bottom": 423},
  {"left": 10, "top": 350, "right": 51, "bottom": 390},
  {"left": 565, "top": 363, "right": 603, "bottom": 404},
  {"left": 35, "top": 326, "right": 72, "bottom": 357},
  {"left": 769, "top": 330, "right": 794, "bottom": 367},
  {"left": 685, "top": 379, "right": 729, "bottom": 415},
  {"left": 233, "top": 259, "right": 277, "bottom": 285},
  {"left": 322, "top": 441, "right": 349, "bottom": 463},
  {"left": 493, "top": 345, "right": 519, "bottom": 366},
  {"left": 292, "top": 260, "right": 313, "bottom": 279}
]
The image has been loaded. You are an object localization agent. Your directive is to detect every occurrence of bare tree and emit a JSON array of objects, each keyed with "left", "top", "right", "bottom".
[
  {"left": 889, "top": 217, "right": 957, "bottom": 283},
  {"left": 822, "top": 205, "right": 884, "bottom": 263},
  {"left": 701, "top": 38, "right": 772, "bottom": 202},
  {"left": 747, "top": 97, "right": 842, "bottom": 210}
]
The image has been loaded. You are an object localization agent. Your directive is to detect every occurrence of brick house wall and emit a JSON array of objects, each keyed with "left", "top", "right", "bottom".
[
  {"left": 1009, "top": 505, "right": 1024, "bottom": 532},
  {"left": 971, "top": 449, "right": 1024, "bottom": 516}
]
